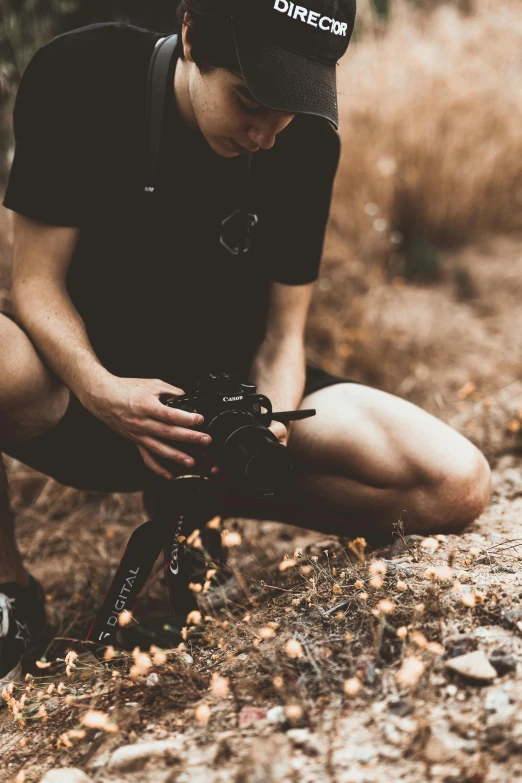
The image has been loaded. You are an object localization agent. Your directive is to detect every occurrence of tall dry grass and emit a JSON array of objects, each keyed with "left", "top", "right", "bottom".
[
  {"left": 306, "top": 0, "right": 522, "bottom": 453},
  {"left": 332, "top": 0, "right": 522, "bottom": 257}
]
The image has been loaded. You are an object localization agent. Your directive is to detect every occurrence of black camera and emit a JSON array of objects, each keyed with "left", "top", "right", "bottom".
[{"left": 160, "top": 372, "right": 315, "bottom": 498}]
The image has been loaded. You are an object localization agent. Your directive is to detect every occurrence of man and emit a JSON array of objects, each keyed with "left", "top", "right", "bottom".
[{"left": 0, "top": 0, "right": 490, "bottom": 683}]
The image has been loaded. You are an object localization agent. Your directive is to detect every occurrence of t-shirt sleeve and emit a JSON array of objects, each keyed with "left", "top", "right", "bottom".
[
  {"left": 2, "top": 41, "right": 93, "bottom": 227},
  {"left": 257, "top": 118, "right": 341, "bottom": 286}
]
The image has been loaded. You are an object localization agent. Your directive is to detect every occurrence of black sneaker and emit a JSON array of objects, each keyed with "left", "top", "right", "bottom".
[{"left": 0, "top": 577, "right": 48, "bottom": 686}]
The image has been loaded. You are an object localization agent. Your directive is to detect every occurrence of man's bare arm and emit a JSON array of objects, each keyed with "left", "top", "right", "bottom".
[
  {"left": 249, "top": 281, "right": 314, "bottom": 443},
  {"left": 11, "top": 212, "right": 111, "bottom": 406},
  {"left": 10, "top": 212, "right": 211, "bottom": 478}
]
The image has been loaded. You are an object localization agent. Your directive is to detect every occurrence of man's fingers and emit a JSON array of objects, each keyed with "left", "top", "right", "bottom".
[
  {"left": 142, "top": 419, "right": 212, "bottom": 446},
  {"left": 136, "top": 445, "right": 174, "bottom": 480},
  {"left": 150, "top": 399, "right": 204, "bottom": 429},
  {"left": 139, "top": 436, "right": 195, "bottom": 467},
  {"left": 154, "top": 381, "right": 186, "bottom": 397},
  {"left": 270, "top": 421, "right": 288, "bottom": 443}
]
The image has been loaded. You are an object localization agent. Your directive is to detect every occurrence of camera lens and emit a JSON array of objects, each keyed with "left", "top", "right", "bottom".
[{"left": 208, "top": 412, "right": 293, "bottom": 497}]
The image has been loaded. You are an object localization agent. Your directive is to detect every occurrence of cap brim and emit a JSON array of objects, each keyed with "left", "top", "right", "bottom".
[{"left": 231, "top": 18, "right": 339, "bottom": 130}]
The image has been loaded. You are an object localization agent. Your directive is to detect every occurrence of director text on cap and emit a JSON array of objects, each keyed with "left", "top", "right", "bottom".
[{"left": 273, "top": 0, "right": 349, "bottom": 35}]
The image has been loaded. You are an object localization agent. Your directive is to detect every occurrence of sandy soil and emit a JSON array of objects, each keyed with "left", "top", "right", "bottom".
[{"left": 2, "top": 454, "right": 522, "bottom": 783}]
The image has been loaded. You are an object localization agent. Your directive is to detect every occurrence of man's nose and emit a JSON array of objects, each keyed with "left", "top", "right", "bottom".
[{"left": 247, "top": 112, "right": 294, "bottom": 150}]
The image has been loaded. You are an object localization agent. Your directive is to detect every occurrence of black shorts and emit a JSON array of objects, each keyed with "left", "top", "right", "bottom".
[{"left": 2, "top": 358, "right": 357, "bottom": 493}]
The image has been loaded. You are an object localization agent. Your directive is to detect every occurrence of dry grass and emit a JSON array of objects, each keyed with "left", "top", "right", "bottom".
[
  {"left": 333, "top": 0, "right": 522, "bottom": 256},
  {"left": 2, "top": 517, "right": 518, "bottom": 778}
]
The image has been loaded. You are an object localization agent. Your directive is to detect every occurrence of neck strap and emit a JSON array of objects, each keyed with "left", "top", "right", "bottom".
[{"left": 144, "top": 34, "right": 179, "bottom": 194}]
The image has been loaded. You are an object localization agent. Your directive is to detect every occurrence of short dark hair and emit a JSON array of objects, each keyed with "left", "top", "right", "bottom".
[{"left": 175, "top": 1, "right": 240, "bottom": 73}]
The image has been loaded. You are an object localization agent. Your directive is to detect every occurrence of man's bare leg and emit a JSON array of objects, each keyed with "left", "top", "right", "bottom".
[
  {"left": 0, "top": 313, "right": 69, "bottom": 585},
  {"left": 0, "top": 456, "right": 29, "bottom": 585},
  {"left": 217, "top": 383, "right": 491, "bottom": 539}
]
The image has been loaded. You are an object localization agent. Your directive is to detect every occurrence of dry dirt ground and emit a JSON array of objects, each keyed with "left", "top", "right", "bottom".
[
  {"left": 3, "top": 217, "right": 522, "bottom": 781},
  {"left": 2, "top": 456, "right": 522, "bottom": 783}
]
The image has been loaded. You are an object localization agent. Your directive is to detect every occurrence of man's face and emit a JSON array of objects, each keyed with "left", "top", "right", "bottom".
[{"left": 187, "top": 65, "right": 296, "bottom": 158}]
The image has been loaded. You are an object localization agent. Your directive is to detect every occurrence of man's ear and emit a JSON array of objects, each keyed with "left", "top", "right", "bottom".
[{"left": 182, "top": 12, "right": 196, "bottom": 63}]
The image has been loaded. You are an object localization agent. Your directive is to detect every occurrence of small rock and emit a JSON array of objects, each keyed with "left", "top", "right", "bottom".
[
  {"left": 267, "top": 705, "right": 286, "bottom": 724},
  {"left": 379, "top": 746, "right": 402, "bottom": 761},
  {"left": 485, "top": 686, "right": 511, "bottom": 713},
  {"left": 146, "top": 672, "right": 160, "bottom": 687},
  {"left": 287, "top": 728, "right": 311, "bottom": 745},
  {"left": 389, "top": 534, "right": 424, "bottom": 558},
  {"left": 446, "top": 650, "right": 497, "bottom": 682},
  {"left": 40, "top": 771, "right": 93, "bottom": 783},
  {"left": 235, "top": 735, "right": 291, "bottom": 782},
  {"left": 287, "top": 728, "right": 321, "bottom": 756},
  {"left": 424, "top": 725, "right": 466, "bottom": 763},
  {"left": 388, "top": 699, "right": 414, "bottom": 717},
  {"left": 89, "top": 753, "right": 110, "bottom": 770},
  {"left": 239, "top": 706, "right": 268, "bottom": 728},
  {"left": 382, "top": 724, "right": 403, "bottom": 746},
  {"left": 179, "top": 652, "right": 193, "bottom": 665},
  {"left": 508, "top": 718, "right": 522, "bottom": 751},
  {"left": 444, "top": 634, "right": 478, "bottom": 659},
  {"left": 383, "top": 561, "right": 415, "bottom": 578},
  {"left": 502, "top": 609, "right": 522, "bottom": 629},
  {"left": 108, "top": 739, "right": 183, "bottom": 772},
  {"left": 354, "top": 745, "right": 376, "bottom": 763},
  {"left": 489, "top": 649, "right": 517, "bottom": 676}
]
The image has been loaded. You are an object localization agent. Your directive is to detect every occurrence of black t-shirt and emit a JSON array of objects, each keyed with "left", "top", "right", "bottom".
[{"left": 3, "top": 22, "right": 340, "bottom": 390}]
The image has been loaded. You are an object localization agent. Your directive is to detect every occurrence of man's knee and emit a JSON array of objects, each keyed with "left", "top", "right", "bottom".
[
  {"left": 0, "top": 313, "right": 69, "bottom": 441},
  {"left": 419, "top": 448, "right": 491, "bottom": 533}
]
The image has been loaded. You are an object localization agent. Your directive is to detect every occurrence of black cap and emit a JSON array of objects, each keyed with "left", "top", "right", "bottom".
[{"left": 231, "top": 0, "right": 356, "bottom": 130}]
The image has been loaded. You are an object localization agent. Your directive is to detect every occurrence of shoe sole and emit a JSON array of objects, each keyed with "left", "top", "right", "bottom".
[{"left": 0, "top": 661, "right": 23, "bottom": 708}]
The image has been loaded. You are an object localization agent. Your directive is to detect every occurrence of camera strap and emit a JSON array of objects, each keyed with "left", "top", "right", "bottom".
[
  {"left": 86, "top": 476, "right": 210, "bottom": 649},
  {"left": 85, "top": 519, "right": 165, "bottom": 646},
  {"left": 143, "top": 31, "right": 258, "bottom": 254},
  {"left": 144, "top": 33, "right": 179, "bottom": 194}
]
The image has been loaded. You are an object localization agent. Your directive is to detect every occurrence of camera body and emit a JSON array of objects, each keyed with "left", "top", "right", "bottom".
[
  {"left": 160, "top": 372, "right": 315, "bottom": 498},
  {"left": 162, "top": 371, "right": 272, "bottom": 426}
]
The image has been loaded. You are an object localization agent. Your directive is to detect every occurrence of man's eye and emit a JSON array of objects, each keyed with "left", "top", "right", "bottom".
[{"left": 238, "top": 94, "right": 262, "bottom": 112}]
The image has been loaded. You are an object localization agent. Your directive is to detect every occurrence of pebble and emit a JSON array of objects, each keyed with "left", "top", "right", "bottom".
[
  {"left": 389, "top": 534, "right": 424, "bottom": 558},
  {"left": 446, "top": 650, "right": 497, "bottom": 682},
  {"left": 489, "top": 649, "right": 517, "bottom": 676},
  {"left": 286, "top": 728, "right": 311, "bottom": 745},
  {"left": 382, "top": 724, "right": 403, "bottom": 746},
  {"left": 40, "top": 771, "right": 93, "bottom": 783},
  {"left": 146, "top": 672, "right": 160, "bottom": 687},
  {"left": 388, "top": 699, "right": 414, "bottom": 717},
  {"left": 287, "top": 728, "right": 322, "bottom": 756},
  {"left": 424, "top": 725, "right": 466, "bottom": 763},
  {"left": 266, "top": 705, "right": 286, "bottom": 724},
  {"left": 383, "top": 561, "right": 415, "bottom": 578},
  {"left": 485, "top": 686, "right": 512, "bottom": 713},
  {"left": 234, "top": 735, "right": 291, "bottom": 782},
  {"left": 108, "top": 739, "right": 183, "bottom": 772},
  {"left": 502, "top": 608, "right": 522, "bottom": 628},
  {"left": 354, "top": 745, "right": 376, "bottom": 763},
  {"left": 239, "top": 706, "right": 268, "bottom": 728},
  {"left": 444, "top": 634, "right": 478, "bottom": 659}
]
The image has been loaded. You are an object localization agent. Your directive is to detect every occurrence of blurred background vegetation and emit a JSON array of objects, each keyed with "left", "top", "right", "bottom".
[{"left": 0, "top": 0, "right": 179, "bottom": 180}]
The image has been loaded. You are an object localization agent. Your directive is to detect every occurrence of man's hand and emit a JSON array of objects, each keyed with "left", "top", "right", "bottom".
[
  {"left": 270, "top": 420, "right": 289, "bottom": 447},
  {"left": 85, "top": 376, "right": 212, "bottom": 480}
]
